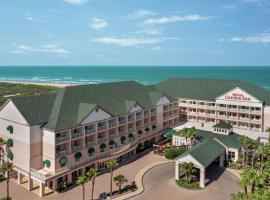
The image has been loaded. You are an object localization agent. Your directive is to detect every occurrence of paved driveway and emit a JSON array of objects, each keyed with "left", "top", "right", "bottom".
[
  {"left": 131, "top": 162, "right": 240, "bottom": 200},
  {"left": 0, "top": 151, "right": 166, "bottom": 200}
]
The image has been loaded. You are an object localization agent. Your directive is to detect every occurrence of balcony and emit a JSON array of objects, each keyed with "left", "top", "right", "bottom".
[
  {"left": 56, "top": 150, "right": 68, "bottom": 158},
  {"left": 71, "top": 132, "right": 84, "bottom": 139},
  {"left": 128, "top": 127, "right": 135, "bottom": 132},
  {"left": 71, "top": 145, "right": 83, "bottom": 153},
  {"left": 98, "top": 125, "right": 107, "bottom": 132},
  {"left": 109, "top": 121, "right": 118, "bottom": 128},
  {"left": 136, "top": 114, "right": 143, "bottom": 120},
  {"left": 109, "top": 135, "right": 117, "bottom": 140},
  {"left": 128, "top": 115, "right": 135, "bottom": 122},
  {"left": 144, "top": 112, "right": 150, "bottom": 118},
  {"left": 119, "top": 129, "right": 127, "bottom": 136},
  {"left": 56, "top": 135, "right": 70, "bottom": 144},
  {"left": 85, "top": 128, "right": 95, "bottom": 135},
  {"left": 98, "top": 137, "right": 108, "bottom": 143},
  {"left": 85, "top": 141, "right": 96, "bottom": 148},
  {"left": 119, "top": 119, "right": 127, "bottom": 126}
]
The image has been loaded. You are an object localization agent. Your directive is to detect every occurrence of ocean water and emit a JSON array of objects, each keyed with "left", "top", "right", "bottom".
[{"left": 0, "top": 66, "right": 270, "bottom": 90}]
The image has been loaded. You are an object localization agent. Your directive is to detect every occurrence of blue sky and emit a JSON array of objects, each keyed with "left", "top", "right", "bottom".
[{"left": 0, "top": 0, "right": 270, "bottom": 66}]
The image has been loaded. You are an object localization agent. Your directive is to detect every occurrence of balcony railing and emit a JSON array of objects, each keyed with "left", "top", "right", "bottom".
[
  {"left": 56, "top": 135, "right": 70, "bottom": 144},
  {"left": 71, "top": 132, "right": 83, "bottom": 139},
  {"left": 85, "top": 129, "right": 95, "bottom": 135},
  {"left": 128, "top": 116, "right": 135, "bottom": 122},
  {"left": 119, "top": 120, "right": 127, "bottom": 125},
  {"left": 98, "top": 125, "right": 107, "bottom": 132},
  {"left": 136, "top": 115, "right": 143, "bottom": 120},
  {"left": 71, "top": 145, "right": 83, "bottom": 153},
  {"left": 85, "top": 141, "right": 96, "bottom": 148},
  {"left": 109, "top": 122, "right": 118, "bottom": 128},
  {"left": 98, "top": 137, "right": 108, "bottom": 143},
  {"left": 56, "top": 150, "right": 68, "bottom": 158},
  {"left": 128, "top": 127, "right": 135, "bottom": 132}
]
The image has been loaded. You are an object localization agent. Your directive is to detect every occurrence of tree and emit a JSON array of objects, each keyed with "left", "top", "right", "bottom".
[
  {"left": 256, "top": 144, "right": 267, "bottom": 173},
  {"left": 128, "top": 133, "right": 134, "bottom": 141},
  {"left": 240, "top": 136, "right": 255, "bottom": 167},
  {"left": 105, "top": 159, "right": 118, "bottom": 197},
  {"left": 0, "top": 137, "right": 5, "bottom": 163},
  {"left": 187, "top": 127, "right": 197, "bottom": 148},
  {"left": 99, "top": 143, "right": 106, "bottom": 152},
  {"left": 0, "top": 161, "right": 13, "bottom": 200},
  {"left": 145, "top": 127, "right": 150, "bottom": 134},
  {"left": 181, "top": 162, "right": 196, "bottom": 184},
  {"left": 109, "top": 140, "right": 115, "bottom": 148},
  {"left": 231, "top": 192, "right": 246, "bottom": 200},
  {"left": 179, "top": 129, "right": 190, "bottom": 149},
  {"left": 113, "top": 175, "right": 128, "bottom": 193},
  {"left": 76, "top": 175, "right": 88, "bottom": 200},
  {"left": 266, "top": 127, "right": 270, "bottom": 143},
  {"left": 87, "top": 168, "right": 99, "bottom": 200},
  {"left": 137, "top": 130, "right": 143, "bottom": 137},
  {"left": 152, "top": 124, "right": 157, "bottom": 130}
]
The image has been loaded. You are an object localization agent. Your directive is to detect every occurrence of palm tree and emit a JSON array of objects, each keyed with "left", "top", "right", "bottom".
[
  {"left": 113, "top": 174, "right": 128, "bottom": 193},
  {"left": 231, "top": 192, "right": 246, "bottom": 200},
  {"left": 266, "top": 127, "right": 270, "bottom": 143},
  {"left": 76, "top": 175, "right": 88, "bottom": 200},
  {"left": 86, "top": 168, "right": 99, "bottom": 200},
  {"left": 179, "top": 129, "right": 189, "bottom": 148},
  {"left": 181, "top": 162, "right": 196, "bottom": 183},
  {"left": 256, "top": 144, "right": 267, "bottom": 173},
  {"left": 0, "top": 137, "right": 5, "bottom": 163},
  {"left": 188, "top": 127, "right": 197, "bottom": 147},
  {"left": 240, "top": 136, "right": 254, "bottom": 167},
  {"left": 105, "top": 159, "right": 118, "bottom": 197},
  {"left": 0, "top": 161, "right": 13, "bottom": 200}
]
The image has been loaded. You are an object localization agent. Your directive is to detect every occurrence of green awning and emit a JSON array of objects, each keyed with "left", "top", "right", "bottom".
[
  {"left": 6, "top": 139, "right": 13, "bottom": 147},
  {"left": 43, "top": 160, "right": 51, "bottom": 167},
  {"left": 164, "top": 130, "right": 177, "bottom": 138},
  {"left": 7, "top": 125, "right": 13, "bottom": 134},
  {"left": 7, "top": 151, "right": 14, "bottom": 161},
  {"left": 60, "top": 157, "right": 68, "bottom": 166}
]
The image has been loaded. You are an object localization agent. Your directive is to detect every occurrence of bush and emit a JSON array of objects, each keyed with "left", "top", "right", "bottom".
[
  {"left": 176, "top": 179, "right": 200, "bottom": 189},
  {"left": 164, "top": 147, "right": 186, "bottom": 160},
  {"left": 0, "top": 174, "right": 6, "bottom": 182},
  {"left": 88, "top": 147, "right": 95, "bottom": 156}
]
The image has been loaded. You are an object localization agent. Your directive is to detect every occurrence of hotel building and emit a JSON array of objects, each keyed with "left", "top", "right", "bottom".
[{"left": 0, "top": 78, "right": 270, "bottom": 196}]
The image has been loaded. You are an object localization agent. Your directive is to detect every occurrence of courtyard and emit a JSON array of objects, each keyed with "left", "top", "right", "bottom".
[{"left": 131, "top": 162, "right": 240, "bottom": 200}]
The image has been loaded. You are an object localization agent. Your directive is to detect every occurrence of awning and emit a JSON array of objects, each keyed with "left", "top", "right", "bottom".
[{"left": 163, "top": 130, "right": 177, "bottom": 138}]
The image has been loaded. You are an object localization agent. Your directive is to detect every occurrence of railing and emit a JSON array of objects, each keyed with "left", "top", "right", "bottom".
[
  {"left": 136, "top": 115, "right": 143, "bottom": 120},
  {"left": 128, "top": 117, "right": 135, "bottom": 122},
  {"left": 119, "top": 120, "right": 127, "bottom": 125},
  {"left": 55, "top": 130, "right": 160, "bottom": 173},
  {"left": 71, "top": 132, "right": 84, "bottom": 139},
  {"left": 71, "top": 145, "right": 83, "bottom": 153},
  {"left": 98, "top": 137, "right": 108, "bottom": 143},
  {"left": 98, "top": 125, "right": 107, "bottom": 132},
  {"left": 56, "top": 135, "right": 70, "bottom": 144},
  {"left": 85, "top": 141, "right": 96, "bottom": 148},
  {"left": 30, "top": 168, "right": 49, "bottom": 182},
  {"left": 56, "top": 150, "right": 68, "bottom": 158},
  {"left": 85, "top": 129, "right": 95, "bottom": 135},
  {"left": 109, "top": 122, "right": 118, "bottom": 128},
  {"left": 128, "top": 127, "right": 135, "bottom": 132}
]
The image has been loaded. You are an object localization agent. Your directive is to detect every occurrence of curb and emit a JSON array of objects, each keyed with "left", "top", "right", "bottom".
[{"left": 112, "top": 160, "right": 174, "bottom": 200}]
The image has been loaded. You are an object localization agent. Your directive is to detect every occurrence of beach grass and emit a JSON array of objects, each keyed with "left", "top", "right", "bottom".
[{"left": 0, "top": 82, "right": 59, "bottom": 106}]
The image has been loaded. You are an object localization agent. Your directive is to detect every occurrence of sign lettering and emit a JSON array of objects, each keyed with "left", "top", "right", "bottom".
[{"left": 225, "top": 93, "right": 251, "bottom": 102}]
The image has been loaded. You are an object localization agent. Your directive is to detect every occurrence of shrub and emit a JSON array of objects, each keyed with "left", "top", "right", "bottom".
[
  {"left": 0, "top": 174, "right": 6, "bottom": 182},
  {"left": 59, "top": 157, "right": 68, "bottom": 167},
  {"left": 164, "top": 147, "right": 186, "bottom": 160},
  {"left": 74, "top": 152, "right": 82, "bottom": 160},
  {"left": 176, "top": 179, "right": 200, "bottom": 189},
  {"left": 137, "top": 130, "right": 142, "bottom": 135},
  {"left": 152, "top": 124, "right": 157, "bottom": 130},
  {"left": 145, "top": 127, "right": 150, "bottom": 133},
  {"left": 128, "top": 133, "right": 134, "bottom": 140},
  {"left": 109, "top": 140, "right": 115, "bottom": 146}
]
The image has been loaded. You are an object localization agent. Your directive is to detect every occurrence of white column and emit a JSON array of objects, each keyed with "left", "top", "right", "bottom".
[
  {"left": 219, "top": 153, "right": 225, "bottom": 167},
  {"left": 28, "top": 177, "right": 33, "bottom": 191},
  {"left": 200, "top": 167, "right": 205, "bottom": 188},
  {"left": 175, "top": 161, "right": 179, "bottom": 180},
  {"left": 39, "top": 182, "right": 45, "bottom": 197},
  {"left": 17, "top": 172, "right": 23, "bottom": 184}
]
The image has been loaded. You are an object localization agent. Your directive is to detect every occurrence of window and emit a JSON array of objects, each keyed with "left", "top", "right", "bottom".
[{"left": 228, "top": 151, "right": 235, "bottom": 161}]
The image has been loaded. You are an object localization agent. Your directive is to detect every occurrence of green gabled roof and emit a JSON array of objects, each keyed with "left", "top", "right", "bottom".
[
  {"left": 43, "top": 81, "right": 177, "bottom": 131},
  {"left": 155, "top": 78, "right": 270, "bottom": 104},
  {"left": 213, "top": 122, "right": 233, "bottom": 129},
  {"left": 178, "top": 139, "right": 225, "bottom": 167},
  {"left": 195, "top": 129, "right": 242, "bottom": 149},
  {"left": 10, "top": 93, "right": 56, "bottom": 126}
]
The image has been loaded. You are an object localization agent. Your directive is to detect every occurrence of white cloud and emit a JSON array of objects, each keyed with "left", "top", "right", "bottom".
[
  {"left": 62, "top": 0, "right": 89, "bottom": 5},
  {"left": 135, "top": 29, "right": 161, "bottom": 35},
  {"left": 9, "top": 44, "right": 71, "bottom": 57},
  {"left": 230, "top": 33, "right": 270, "bottom": 43},
  {"left": 92, "top": 37, "right": 166, "bottom": 46},
  {"left": 218, "top": 38, "right": 225, "bottom": 42},
  {"left": 222, "top": 4, "right": 237, "bottom": 11},
  {"left": 143, "top": 14, "right": 213, "bottom": 25},
  {"left": 89, "top": 18, "right": 108, "bottom": 30},
  {"left": 152, "top": 46, "right": 162, "bottom": 51},
  {"left": 133, "top": 10, "right": 156, "bottom": 18}
]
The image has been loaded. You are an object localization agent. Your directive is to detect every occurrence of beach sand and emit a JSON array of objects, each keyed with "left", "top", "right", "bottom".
[{"left": 0, "top": 80, "right": 76, "bottom": 87}]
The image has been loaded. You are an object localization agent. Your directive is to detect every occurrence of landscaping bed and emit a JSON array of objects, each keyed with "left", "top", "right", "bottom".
[{"left": 176, "top": 179, "right": 200, "bottom": 190}]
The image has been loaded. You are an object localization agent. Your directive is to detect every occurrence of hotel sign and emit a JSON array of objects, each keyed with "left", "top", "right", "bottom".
[{"left": 225, "top": 93, "right": 252, "bottom": 102}]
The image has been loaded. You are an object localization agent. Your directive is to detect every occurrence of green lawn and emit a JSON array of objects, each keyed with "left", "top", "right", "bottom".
[{"left": 0, "top": 82, "right": 59, "bottom": 106}]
